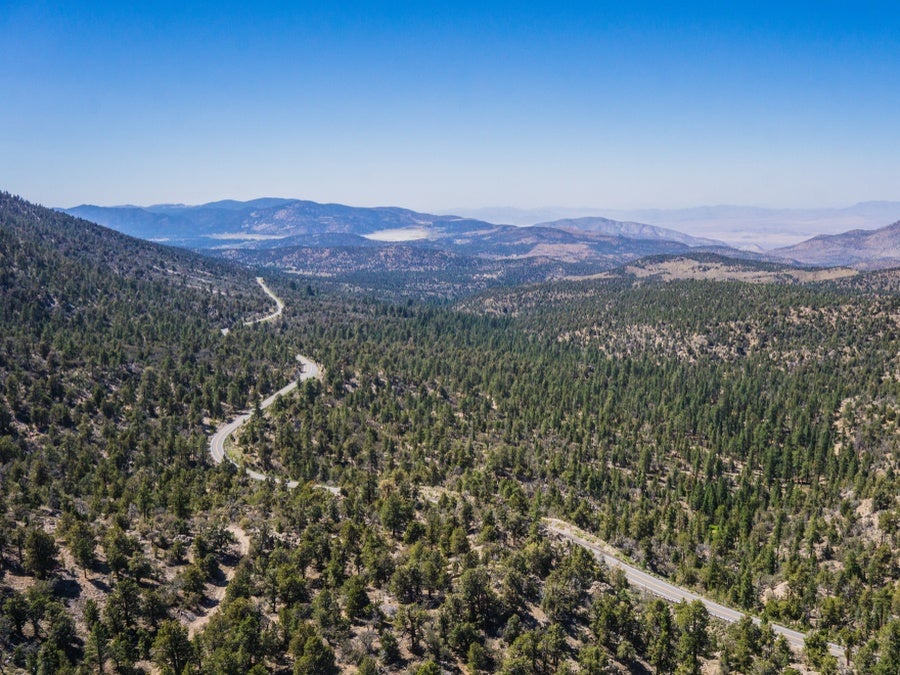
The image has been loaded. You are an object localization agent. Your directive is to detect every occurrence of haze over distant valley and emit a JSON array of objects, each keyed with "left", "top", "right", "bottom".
[
  {"left": 62, "top": 197, "right": 900, "bottom": 293},
  {"left": 445, "top": 202, "right": 900, "bottom": 249}
]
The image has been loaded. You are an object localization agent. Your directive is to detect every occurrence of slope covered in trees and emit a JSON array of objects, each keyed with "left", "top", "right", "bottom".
[
  {"left": 0, "top": 193, "right": 304, "bottom": 670},
  {"left": 0, "top": 193, "right": 897, "bottom": 673}
]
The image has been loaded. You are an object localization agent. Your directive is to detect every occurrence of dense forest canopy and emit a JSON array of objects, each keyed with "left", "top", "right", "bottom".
[{"left": 0, "top": 193, "right": 897, "bottom": 673}]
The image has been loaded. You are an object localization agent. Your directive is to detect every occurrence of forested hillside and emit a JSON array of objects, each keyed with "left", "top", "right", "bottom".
[
  {"left": 0, "top": 193, "right": 897, "bottom": 674},
  {"left": 0, "top": 193, "right": 306, "bottom": 671}
]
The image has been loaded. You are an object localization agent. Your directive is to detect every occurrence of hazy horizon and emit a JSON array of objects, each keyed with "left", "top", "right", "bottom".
[
  {"left": 60, "top": 197, "right": 900, "bottom": 211},
  {"left": 61, "top": 195, "right": 900, "bottom": 250}
]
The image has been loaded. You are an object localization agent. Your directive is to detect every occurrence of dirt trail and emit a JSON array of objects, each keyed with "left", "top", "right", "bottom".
[{"left": 185, "top": 524, "right": 251, "bottom": 637}]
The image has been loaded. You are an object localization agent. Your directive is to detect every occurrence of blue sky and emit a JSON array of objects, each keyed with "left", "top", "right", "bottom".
[{"left": 2, "top": 1, "right": 899, "bottom": 210}]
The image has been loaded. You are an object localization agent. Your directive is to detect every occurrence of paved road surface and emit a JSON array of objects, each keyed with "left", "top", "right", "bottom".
[
  {"left": 211, "top": 277, "right": 320, "bottom": 485},
  {"left": 544, "top": 518, "right": 844, "bottom": 661},
  {"left": 209, "top": 350, "right": 321, "bottom": 489},
  {"left": 243, "top": 277, "right": 285, "bottom": 325}
]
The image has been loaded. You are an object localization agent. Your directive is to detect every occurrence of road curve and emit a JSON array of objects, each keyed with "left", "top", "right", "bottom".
[
  {"left": 209, "top": 350, "right": 321, "bottom": 487},
  {"left": 243, "top": 277, "right": 285, "bottom": 325},
  {"left": 544, "top": 518, "right": 844, "bottom": 661},
  {"left": 221, "top": 277, "right": 844, "bottom": 661}
]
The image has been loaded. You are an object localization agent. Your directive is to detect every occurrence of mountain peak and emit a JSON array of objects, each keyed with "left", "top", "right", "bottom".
[
  {"left": 534, "top": 216, "right": 727, "bottom": 248},
  {"left": 774, "top": 219, "right": 900, "bottom": 268}
]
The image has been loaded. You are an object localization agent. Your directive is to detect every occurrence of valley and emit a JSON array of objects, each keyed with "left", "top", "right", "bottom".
[
  {"left": 0, "top": 193, "right": 897, "bottom": 674},
  {"left": 209, "top": 275, "right": 849, "bottom": 668},
  {"left": 61, "top": 199, "right": 900, "bottom": 303}
]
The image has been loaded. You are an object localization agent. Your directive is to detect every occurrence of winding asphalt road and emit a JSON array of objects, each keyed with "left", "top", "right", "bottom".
[
  {"left": 243, "top": 276, "right": 285, "bottom": 325},
  {"left": 209, "top": 277, "right": 321, "bottom": 487},
  {"left": 544, "top": 518, "right": 844, "bottom": 661},
  {"left": 208, "top": 355, "right": 320, "bottom": 488}
]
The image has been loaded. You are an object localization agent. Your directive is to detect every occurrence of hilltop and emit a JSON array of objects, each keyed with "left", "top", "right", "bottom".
[{"left": 774, "top": 220, "right": 900, "bottom": 269}]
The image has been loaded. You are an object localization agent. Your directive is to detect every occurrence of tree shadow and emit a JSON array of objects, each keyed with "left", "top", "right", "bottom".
[
  {"left": 89, "top": 577, "right": 111, "bottom": 594},
  {"left": 53, "top": 577, "right": 81, "bottom": 600}
]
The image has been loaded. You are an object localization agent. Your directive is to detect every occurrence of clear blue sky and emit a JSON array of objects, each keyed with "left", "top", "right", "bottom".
[{"left": 2, "top": 1, "right": 899, "bottom": 210}]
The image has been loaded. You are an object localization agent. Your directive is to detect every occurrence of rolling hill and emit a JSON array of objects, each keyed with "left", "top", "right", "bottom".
[
  {"left": 773, "top": 220, "right": 900, "bottom": 269},
  {"left": 63, "top": 199, "right": 759, "bottom": 288},
  {"left": 64, "top": 199, "right": 500, "bottom": 248},
  {"left": 63, "top": 197, "right": 900, "bottom": 291},
  {"left": 533, "top": 216, "right": 725, "bottom": 247}
]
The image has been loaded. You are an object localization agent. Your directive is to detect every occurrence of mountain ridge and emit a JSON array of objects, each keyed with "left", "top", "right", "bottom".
[
  {"left": 534, "top": 216, "right": 726, "bottom": 247},
  {"left": 63, "top": 197, "right": 900, "bottom": 274},
  {"left": 773, "top": 220, "right": 900, "bottom": 269},
  {"left": 64, "top": 199, "right": 723, "bottom": 248},
  {"left": 446, "top": 201, "right": 900, "bottom": 248}
]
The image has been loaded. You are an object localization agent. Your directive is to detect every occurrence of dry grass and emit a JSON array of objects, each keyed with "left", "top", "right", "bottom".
[{"left": 622, "top": 257, "right": 857, "bottom": 283}]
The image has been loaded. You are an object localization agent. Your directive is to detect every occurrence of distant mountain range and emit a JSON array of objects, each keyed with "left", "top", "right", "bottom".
[
  {"left": 62, "top": 198, "right": 900, "bottom": 275},
  {"left": 533, "top": 216, "right": 724, "bottom": 248},
  {"left": 774, "top": 221, "right": 900, "bottom": 269},
  {"left": 66, "top": 200, "right": 496, "bottom": 247},
  {"left": 447, "top": 202, "right": 900, "bottom": 249},
  {"left": 63, "top": 199, "right": 743, "bottom": 272}
]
